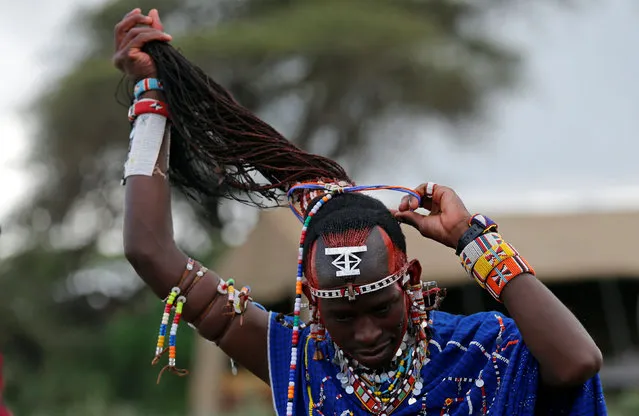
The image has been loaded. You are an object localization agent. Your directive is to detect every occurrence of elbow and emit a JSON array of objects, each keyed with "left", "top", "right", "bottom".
[
  {"left": 124, "top": 239, "right": 163, "bottom": 271},
  {"left": 546, "top": 348, "right": 603, "bottom": 386},
  {"left": 123, "top": 227, "right": 172, "bottom": 269},
  {"left": 124, "top": 244, "right": 152, "bottom": 271}
]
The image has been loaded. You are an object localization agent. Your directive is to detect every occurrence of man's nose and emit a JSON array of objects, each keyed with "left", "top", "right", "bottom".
[{"left": 353, "top": 315, "right": 383, "bottom": 346}]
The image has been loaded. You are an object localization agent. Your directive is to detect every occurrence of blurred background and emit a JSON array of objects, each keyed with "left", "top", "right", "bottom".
[{"left": 1, "top": 0, "right": 638, "bottom": 415}]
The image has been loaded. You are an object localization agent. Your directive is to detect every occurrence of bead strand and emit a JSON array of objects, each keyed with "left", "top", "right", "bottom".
[
  {"left": 286, "top": 192, "right": 334, "bottom": 416},
  {"left": 168, "top": 295, "right": 186, "bottom": 368},
  {"left": 155, "top": 287, "right": 180, "bottom": 359}
]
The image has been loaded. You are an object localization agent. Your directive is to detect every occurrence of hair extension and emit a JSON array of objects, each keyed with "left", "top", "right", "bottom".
[{"left": 141, "top": 41, "right": 351, "bottom": 207}]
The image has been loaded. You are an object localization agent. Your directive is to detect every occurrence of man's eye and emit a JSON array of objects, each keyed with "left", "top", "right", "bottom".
[
  {"left": 334, "top": 314, "right": 354, "bottom": 322},
  {"left": 375, "top": 305, "right": 391, "bottom": 315}
]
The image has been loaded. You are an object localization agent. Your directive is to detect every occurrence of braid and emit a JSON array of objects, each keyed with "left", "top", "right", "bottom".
[{"left": 141, "top": 41, "right": 351, "bottom": 207}]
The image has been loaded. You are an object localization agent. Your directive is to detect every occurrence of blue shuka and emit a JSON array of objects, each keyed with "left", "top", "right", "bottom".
[{"left": 268, "top": 310, "right": 606, "bottom": 415}]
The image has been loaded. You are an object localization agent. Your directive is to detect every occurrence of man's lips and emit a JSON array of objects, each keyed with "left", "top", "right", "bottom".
[{"left": 355, "top": 340, "right": 392, "bottom": 360}]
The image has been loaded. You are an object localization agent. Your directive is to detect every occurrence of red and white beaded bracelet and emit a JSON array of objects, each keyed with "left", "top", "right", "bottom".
[{"left": 128, "top": 98, "right": 170, "bottom": 123}]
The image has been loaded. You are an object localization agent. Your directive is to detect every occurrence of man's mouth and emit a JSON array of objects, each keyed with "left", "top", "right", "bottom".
[{"left": 355, "top": 340, "right": 392, "bottom": 363}]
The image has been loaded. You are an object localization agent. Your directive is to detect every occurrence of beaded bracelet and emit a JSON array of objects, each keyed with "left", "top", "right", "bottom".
[
  {"left": 193, "top": 293, "right": 221, "bottom": 327},
  {"left": 485, "top": 255, "right": 535, "bottom": 301},
  {"left": 134, "top": 78, "right": 164, "bottom": 101},
  {"left": 128, "top": 98, "right": 171, "bottom": 123},
  {"left": 457, "top": 214, "right": 537, "bottom": 301},
  {"left": 184, "top": 266, "right": 208, "bottom": 297},
  {"left": 471, "top": 242, "right": 518, "bottom": 283},
  {"left": 459, "top": 232, "right": 535, "bottom": 301},
  {"left": 460, "top": 232, "right": 504, "bottom": 279},
  {"left": 151, "top": 261, "right": 257, "bottom": 382},
  {"left": 455, "top": 214, "right": 498, "bottom": 255}
]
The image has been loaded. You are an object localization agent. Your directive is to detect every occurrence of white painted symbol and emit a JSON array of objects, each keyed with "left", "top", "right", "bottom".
[{"left": 324, "top": 245, "right": 367, "bottom": 277}]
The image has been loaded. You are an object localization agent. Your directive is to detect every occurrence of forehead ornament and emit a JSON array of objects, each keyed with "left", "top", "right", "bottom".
[{"left": 324, "top": 245, "right": 368, "bottom": 278}]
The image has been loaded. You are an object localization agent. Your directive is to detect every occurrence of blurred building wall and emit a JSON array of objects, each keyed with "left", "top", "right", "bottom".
[{"left": 189, "top": 209, "right": 639, "bottom": 414}]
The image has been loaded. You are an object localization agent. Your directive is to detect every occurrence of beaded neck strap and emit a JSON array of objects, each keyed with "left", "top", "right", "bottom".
[{"left": 283, "top": 181, "right": 422, "bottom": 416}]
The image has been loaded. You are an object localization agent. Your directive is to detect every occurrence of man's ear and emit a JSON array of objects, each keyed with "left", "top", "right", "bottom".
[
  {"left": 407, "top": 259, "right": 422, "bottom": 285},
  {"left": 302, "top": 279, "right": 315, "bottom": 305}
]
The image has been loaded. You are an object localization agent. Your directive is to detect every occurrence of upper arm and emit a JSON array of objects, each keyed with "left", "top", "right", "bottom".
[
  {"left": 198, "top": 295, "right": 271, "bottom": 383},
  {"left": 127, "top": 246, "right": 271, "bottom": 383}
]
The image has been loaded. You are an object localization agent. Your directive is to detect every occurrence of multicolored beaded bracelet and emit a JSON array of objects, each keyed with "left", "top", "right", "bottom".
[
  {"left": 485, "top": 255, "right": 535, "bottom": 301},
  {"left": 134, "top": 77, "right": 164, "bottom": 101},
  {"left": 458, "top": 220, "right": 536, "bottom": 301}
]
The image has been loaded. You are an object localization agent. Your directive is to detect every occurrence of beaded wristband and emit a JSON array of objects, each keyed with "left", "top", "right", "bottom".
[
  {"left": 128, "top": 98, "right": 170, "bottom": 123},
  {"left": 177, "top": 258, "right": 195, "bottom": 287},
  {"left": 459, "top": 233, "right": 535, "bottom": 300},
  {"left": 184, "top": 266, "right": 208, "bottom": 297},
  {"left": 134, "top": 78, "right": 164, "bottom": 101},
  {"left": 193, "top": 293, "right": 220, "bottom": 327},
  {"left": 485, "top": 255, "right": 535, "bottom": 301},
  {"left": 455, "top": 214, "right": 498, "bottom": 256},
  {"left": 460, "top": 232, "right": 504, "bottom": 278},
  {"left": 471, "top": 242, "right": 519, "bottom": 283}
]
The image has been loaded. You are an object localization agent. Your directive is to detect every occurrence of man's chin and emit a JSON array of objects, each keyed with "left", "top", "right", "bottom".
[
  {"left": 353, "top": 343, "right": 394, "bottom": 369},
  {"left": 356, "top": 354, "right": 392, "bottom": 370}
]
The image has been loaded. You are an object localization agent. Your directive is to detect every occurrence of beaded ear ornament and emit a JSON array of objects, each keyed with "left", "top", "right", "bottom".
[{"left": 283, "top": 181, "right": 430, "bottom": 416}]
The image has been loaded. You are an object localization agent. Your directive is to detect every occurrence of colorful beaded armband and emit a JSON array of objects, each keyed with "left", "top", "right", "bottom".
[
  {"left": 484, "top": 255, "right": 534, "bottom": 301},
  {"left": 459, "top": 228, "right": 535, "bottom": 301},
  {"left": 460, "top": 232, "right": 504, "bottom": 278}
]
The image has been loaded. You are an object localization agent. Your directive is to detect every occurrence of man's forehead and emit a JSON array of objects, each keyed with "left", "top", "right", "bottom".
[{"left": 311, "top": 227, "right": 393, "bottom": 289}]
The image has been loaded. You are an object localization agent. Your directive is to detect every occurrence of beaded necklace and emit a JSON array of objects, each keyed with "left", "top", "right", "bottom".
[{"left": 332, "top": 324, "right": 429, "bottom": 415}]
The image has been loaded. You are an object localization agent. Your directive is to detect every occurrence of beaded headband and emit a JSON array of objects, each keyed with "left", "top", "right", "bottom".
[{"left": 309, "top": 267, "right": 410, "bottom": 301}]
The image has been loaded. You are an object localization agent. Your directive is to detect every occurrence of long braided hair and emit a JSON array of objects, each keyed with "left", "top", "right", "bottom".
[
  {"left": 141, "top": 41, "right": 351, "bottom": 208},
  {"left": 141, "top": 40, "right": 447, "bottom": 309}
]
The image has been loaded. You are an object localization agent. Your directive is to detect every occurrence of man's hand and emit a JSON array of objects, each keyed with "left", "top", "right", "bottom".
[
  {"left": 392, "top": 183, "right": 471, "bottom": 249},
  {"left": 112, "top": 8, "right": 171, "bottom": 81}
]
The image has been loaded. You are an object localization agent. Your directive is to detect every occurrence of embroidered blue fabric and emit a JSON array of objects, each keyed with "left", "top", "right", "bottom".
[{"left": 268, "top": 310, "right": 606, "bottom": 415}]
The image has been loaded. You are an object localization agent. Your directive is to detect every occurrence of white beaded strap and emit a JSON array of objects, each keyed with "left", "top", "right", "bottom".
[{"left": 459, "top": 232, "right": 504, "bottom": 275}]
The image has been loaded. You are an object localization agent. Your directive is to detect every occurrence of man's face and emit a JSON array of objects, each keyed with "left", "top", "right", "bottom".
[
  {"left": 320, "top": 284, "right": 407, "bottom": 369},
  {"left": 308, "top": 226, "right": 408, "bottom": 369}
]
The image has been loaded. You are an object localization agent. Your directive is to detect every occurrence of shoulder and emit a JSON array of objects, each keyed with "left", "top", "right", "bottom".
[{"left": 267, "top": 312, "right": 312, "bottom": 350}]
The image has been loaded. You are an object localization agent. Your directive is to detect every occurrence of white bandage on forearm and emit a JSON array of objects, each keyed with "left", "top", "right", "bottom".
[{"left": 124, "top": 113, "right": 167, "bottom": 179}]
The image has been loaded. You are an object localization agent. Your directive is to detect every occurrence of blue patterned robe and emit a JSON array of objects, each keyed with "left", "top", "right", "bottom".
[{"left": 268, "top": 310, "right": 606, "bottom": 415}]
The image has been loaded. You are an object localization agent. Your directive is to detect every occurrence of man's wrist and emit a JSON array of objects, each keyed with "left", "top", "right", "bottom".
[
  {"left": 138, "top": 90, "right": 166, "bottom": 100},
  {"left": 449, "top": 217, "right": 471, "bottom": 247}
]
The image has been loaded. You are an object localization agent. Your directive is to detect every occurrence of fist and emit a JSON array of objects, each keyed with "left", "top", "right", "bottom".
[{"left": 112, "top": 8, "right": 172, "bottom": 81}]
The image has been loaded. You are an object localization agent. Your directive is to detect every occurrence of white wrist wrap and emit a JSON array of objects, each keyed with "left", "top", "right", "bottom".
[{"left": 124, "top": 113, "right": 167, "bottom": 179}]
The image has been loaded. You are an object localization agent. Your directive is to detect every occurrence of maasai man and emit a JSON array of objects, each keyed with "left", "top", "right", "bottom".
[{"left": 113, "top": 9, "right": 606, "bottom": 415}]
